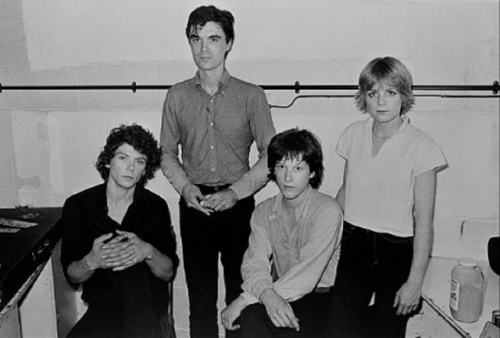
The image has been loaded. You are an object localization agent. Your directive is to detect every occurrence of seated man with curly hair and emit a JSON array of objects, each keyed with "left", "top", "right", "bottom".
[{"left": 60, "top": 124, "right": 179, "bottom": 338}]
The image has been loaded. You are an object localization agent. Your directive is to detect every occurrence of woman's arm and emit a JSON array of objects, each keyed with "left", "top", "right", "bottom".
[
  {"left": 336, "top": 161, "right": 348, "bottom": 212},
  {"left": 394, "top": 169, "right": 436, "bottom": 315}
]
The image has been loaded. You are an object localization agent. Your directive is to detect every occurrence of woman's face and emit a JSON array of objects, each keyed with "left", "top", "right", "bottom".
[
  {"left": 107, "top": 143, "right": 147, "bottom": 190},
  {"left": 365, "top": 80, "right": 403, "bottom": 125}
]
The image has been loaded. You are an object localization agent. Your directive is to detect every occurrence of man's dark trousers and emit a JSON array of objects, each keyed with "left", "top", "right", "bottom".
[{"left": 180, "top": 186, "right": 254, "bottom": 338}]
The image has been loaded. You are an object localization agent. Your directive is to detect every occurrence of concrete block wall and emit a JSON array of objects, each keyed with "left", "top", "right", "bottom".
[{"left": 1, "top": 0, "right": 498, "bottom": 337}]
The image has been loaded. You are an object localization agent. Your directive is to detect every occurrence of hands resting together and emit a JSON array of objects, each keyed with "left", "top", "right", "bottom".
[
  {"left": 84, "top": 230, "right": 153, "bottom": 272},
  {"left": 181, "top": 183, "right": 238, "bottom": 216}
]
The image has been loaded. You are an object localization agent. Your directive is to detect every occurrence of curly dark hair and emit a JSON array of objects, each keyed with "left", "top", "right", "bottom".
[
  {"left": 267, "top": 128, "right": 324, "bottom": 189},
  {"left": 95, "top": 124, "right": 162, "bottom": 186}
]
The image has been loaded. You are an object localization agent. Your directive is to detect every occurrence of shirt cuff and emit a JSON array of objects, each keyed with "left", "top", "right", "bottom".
[
  {"left": 240, "top": 291, "right": 259, "bottom": 305},
  {"left": 228, "top": 183, "right": 245, "bottom": 200}
]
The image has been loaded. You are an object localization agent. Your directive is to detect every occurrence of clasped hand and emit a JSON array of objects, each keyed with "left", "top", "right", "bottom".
[
  {"left": 87, "top": 230, "right": 152, "bottom": 272},
  {"left": 182, "top": 183, "right": 238, "bottom": 215}
]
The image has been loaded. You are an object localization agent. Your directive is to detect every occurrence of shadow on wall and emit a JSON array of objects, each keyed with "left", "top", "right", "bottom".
[{"left": 15, "top": 175, "right": 41, "bottom": 189}]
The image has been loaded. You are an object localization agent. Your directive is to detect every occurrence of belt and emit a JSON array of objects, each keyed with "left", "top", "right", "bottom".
[{"left": 197, "top": 184, "right": 231, "bottom": 195}]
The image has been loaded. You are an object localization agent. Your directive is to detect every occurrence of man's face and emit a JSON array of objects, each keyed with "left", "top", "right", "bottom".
[
  {"left": 274, "top": 155, "right": 314, "bottom": 203},
  {"left": 188, "top": 21, "right": 232, "bottom": 73},
  {"left": 107, "top": 143, "right": 147, "bottom": 190}
]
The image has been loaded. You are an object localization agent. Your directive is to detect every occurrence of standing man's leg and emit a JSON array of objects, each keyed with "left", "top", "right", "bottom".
[
  {"left": 219, "top": 196, "right": 254, "bottom": 338},
  {"left": 180, "top": 199, "right": 220, "bottom": 338}
]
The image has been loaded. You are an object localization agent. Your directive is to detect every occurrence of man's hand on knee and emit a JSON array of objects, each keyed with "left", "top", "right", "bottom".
[
  {"left": 260, "top": 289, "right": 300, "bottom": 331},
  {"left": 221, "top": 295, "right": 247, "bottom": 331}
]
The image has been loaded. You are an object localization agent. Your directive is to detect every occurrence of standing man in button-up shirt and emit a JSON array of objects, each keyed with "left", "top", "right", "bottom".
[{"left": 160, "top": 5, "right": 276, "bottom": 338}]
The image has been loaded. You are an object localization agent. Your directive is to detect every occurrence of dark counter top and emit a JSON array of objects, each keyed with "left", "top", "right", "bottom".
[{"left": 0, "top": 207, "right": 62, "bottom": 314}]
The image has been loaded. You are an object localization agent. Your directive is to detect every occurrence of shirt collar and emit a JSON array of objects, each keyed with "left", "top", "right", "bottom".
[
  {"left": 366, "top": 115, "right": 411, "bottom": 138},
  {"left": 194, "top": 68, "right": 231, "bottom": 93},
  {"left": 398, "top": 115, "right": 410, "bottom": 134},
  {"left": 86, "top": 182, "right": 146, "bottom": 212},
  {"left": 269, "top": 185, "right": 315, "bottom": 221}
]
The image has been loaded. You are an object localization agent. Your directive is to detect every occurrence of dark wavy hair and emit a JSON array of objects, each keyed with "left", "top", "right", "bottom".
[
  {"left": 185, "top": 5, "right": 235, "bottom": 57},
  {"left": 354, "top": 56, "right": 415, "bottom": 115},
  {"left": 95, "top": 124, "right": 162, "bottom": 186},
  {"left": 267, "top": 128, "right": 324, "bottom": 189}
]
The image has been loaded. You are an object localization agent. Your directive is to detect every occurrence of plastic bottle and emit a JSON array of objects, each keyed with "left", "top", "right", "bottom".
[{"left": 449, "top": 258, "right": 484, "bottom": 323}]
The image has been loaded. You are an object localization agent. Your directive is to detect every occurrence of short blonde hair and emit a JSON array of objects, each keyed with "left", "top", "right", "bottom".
[{"left": 354, "top": 56, "right": 415, "bottom": 115}]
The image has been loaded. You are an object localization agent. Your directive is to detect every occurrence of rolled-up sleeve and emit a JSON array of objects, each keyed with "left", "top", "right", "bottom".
[{"left": 240, "top": 203, "right": 274, "bottom": 304}]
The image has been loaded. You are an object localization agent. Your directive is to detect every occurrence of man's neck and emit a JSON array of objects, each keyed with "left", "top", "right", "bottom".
[
  {"left": 198, "top": 67, "right": 225, "bottom": 96},
  {"left": 106, "top": 181, "right": 135, "bottom": 207},
  {"left": 280, "top": 185, "right": 311, "bottom": 214}
]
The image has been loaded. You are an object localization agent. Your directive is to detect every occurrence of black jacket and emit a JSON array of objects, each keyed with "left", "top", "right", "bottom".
[{"left": 60, "top": 183, "right": 179, "bottom": 336}]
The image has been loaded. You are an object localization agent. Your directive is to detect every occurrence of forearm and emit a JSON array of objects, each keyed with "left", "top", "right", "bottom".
[
  {"left": 144, "top": 245, "right": 175, "bottom": 282},
  {"left": 336, "top": 184, "right": 346, "bottom": 211},
  {"left": 233, "top": 294, "right": 250, "bottom": 312},
  {"left": 408, "top": 170, "right": 437, "bottom": 287},
  {"left": 241, "top": 257, "right": 274, "bottom": 301},
  {"left": 161, "top": 153, "right": 191, "bottom": 196},
  {"left": 230, "top": 154, "right": 270, "bottom": 200},
  {"left": 336, "top": 162, "right": 348, "bottom": 211},
  {"left": 259, "top": 287, "right": 278, "bottom": 303},
  {"left": 67, "top": 255, "right": 97, "bottom": 284},
  {"left": 407, "top": 219, "right": 433, "bottom": 286}
]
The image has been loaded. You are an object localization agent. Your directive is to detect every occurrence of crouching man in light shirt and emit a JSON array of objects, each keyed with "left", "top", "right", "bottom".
[{"left": 221, "top": 128, "right": 343, "bottom": 338}]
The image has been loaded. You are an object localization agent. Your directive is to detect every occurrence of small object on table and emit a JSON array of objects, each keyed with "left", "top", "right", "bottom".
[{"left": 0, "top": 218, "right": 38, "bottom": 228}]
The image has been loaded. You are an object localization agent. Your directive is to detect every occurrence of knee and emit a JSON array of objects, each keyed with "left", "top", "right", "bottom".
[{"left": 240, "top": 304, "right": 268, "bottom": 328}]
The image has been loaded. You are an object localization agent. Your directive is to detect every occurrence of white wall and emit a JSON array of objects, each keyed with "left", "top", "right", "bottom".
[{"left": 1, "top": 0, "right": 498, "bottom": 336}]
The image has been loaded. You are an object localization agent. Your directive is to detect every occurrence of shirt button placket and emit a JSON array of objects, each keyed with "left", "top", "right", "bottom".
[{"left": 207, "top": 98, "right": 217, "bottom": 177}]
